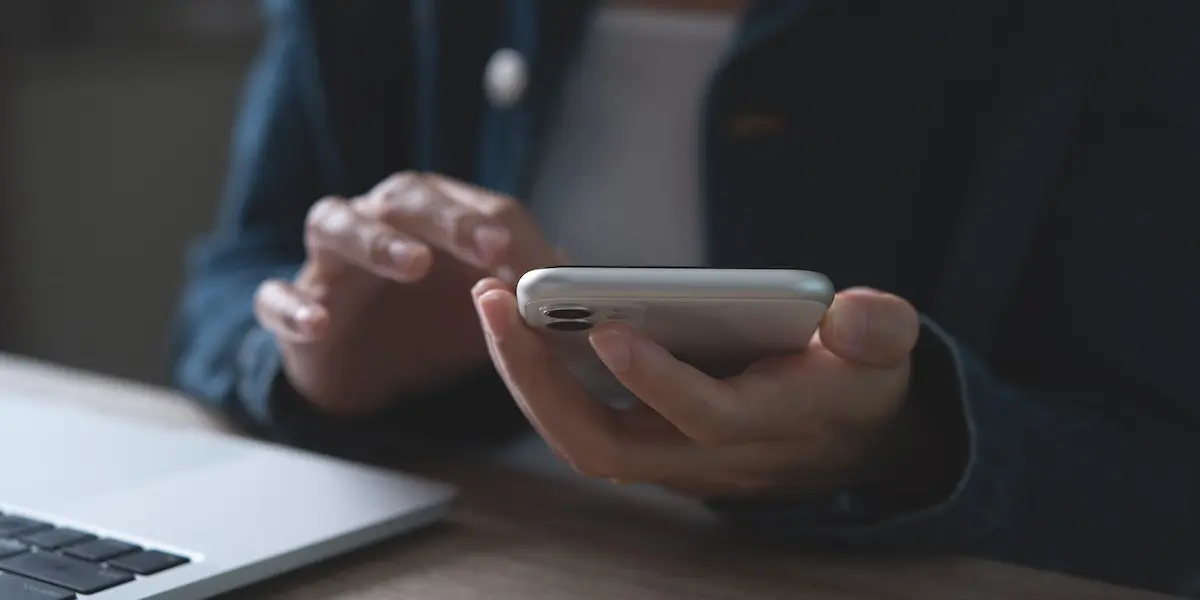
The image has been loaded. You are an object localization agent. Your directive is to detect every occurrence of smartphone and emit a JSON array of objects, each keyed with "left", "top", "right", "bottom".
[{"left": 516, "top": 267, "right": 835, "bottom": 407}]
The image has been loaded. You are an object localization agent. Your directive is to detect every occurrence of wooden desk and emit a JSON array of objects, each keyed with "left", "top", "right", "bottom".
[{"left": 0, "top": 353, "right": 1177, "bottom": 599}]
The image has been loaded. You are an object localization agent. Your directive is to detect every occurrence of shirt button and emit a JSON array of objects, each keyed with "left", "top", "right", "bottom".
[{"left": 484, "top": 48, "right": 529, "bottom": 108}]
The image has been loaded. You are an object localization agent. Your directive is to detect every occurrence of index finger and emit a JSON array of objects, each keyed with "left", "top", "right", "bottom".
[
  {"left": 427, "top": 175, "right": 563, "bottom": 279},
  {"left": 359, "top": 172, "right": 559, "bottom": 281},
  {"left": 470, "top": 279, "right": 703, "bottom": 482},
  {"left": 587, "top": 325, "right": 844, "bottom": 447}
]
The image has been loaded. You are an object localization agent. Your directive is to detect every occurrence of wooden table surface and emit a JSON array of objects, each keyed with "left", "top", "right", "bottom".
[{"left": 0, "top": 353, "right": 1178, "bottom": 599}]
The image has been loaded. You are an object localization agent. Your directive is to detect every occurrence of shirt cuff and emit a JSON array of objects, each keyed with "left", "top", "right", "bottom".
[
  {"left": 233, "top": 323, "right": 529, "bottom": 460},
  {"left": 235, "top": 323, "right": 286, "bottom": 429},
  {"left": 233, "top": 324, "right": 437, "bottom": 455}
]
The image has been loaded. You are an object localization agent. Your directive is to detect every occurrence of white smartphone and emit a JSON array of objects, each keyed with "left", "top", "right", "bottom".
[{"left": 516, "top": 267, "right": 835, "bottom": 407}]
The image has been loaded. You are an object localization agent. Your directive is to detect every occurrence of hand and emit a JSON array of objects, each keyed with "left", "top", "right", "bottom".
[
  {"left": 252, "top": 173, "right": 560, "bottom": 417},
  {"left": 472, "top": 278, "right": 951, "bottom": 501}
]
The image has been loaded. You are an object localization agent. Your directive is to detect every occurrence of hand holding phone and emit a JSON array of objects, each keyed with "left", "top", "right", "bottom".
[{"left": 473, "top": 274, "right": 929, "bottom": 501}]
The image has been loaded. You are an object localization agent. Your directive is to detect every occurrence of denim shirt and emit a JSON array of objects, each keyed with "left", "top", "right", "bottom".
[{"left": 171, "top": 0, "right": 1200, "bottom": 594}]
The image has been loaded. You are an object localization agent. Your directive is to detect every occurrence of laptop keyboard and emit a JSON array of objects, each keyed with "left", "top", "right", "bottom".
[{"left": 0, "top": 511, "right": 189, "bottom": 599}]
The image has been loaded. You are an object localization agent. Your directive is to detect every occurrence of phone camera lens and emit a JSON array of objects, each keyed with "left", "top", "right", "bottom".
[
  {"left": 547, "top": 320, "right": 593, "bottom": 332},
  {"left": 545, "top": 307, "right": 593, "bottom": 320}
]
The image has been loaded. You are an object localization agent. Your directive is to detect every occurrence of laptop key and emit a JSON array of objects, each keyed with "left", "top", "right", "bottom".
[
  {"left": 62, "top": 539, "right": 140, "bottom": 562},
  {"left": 108, "top": 550, "right": 189, "bottom": 575},
  {"left": 20, "top": 529, "right": 95, "bottom": 551},
  {"left": 0, "top": 552, "right": 134, "bottom": 594},
  {"left": 0, "top": 539, "right": 28, "bottom": 559},
  {"left": 0, "top": 516, "right": 51, "bottom": 537},
  {"left": 0, "top": 572, "right": 75, "bottom": 600}
]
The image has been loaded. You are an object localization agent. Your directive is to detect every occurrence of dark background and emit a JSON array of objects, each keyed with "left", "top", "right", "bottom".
[{"left": 0, "top": 0, "right": 262, "bottom": 384}]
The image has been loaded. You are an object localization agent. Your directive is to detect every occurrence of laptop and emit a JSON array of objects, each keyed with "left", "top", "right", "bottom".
[{"left": 0, "top": 391, "right": 458, "bottom": 599}]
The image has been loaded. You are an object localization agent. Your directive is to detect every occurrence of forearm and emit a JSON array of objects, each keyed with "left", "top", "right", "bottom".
[{"left": 711, "top": 318, "right": 1199, "bottom": 593}]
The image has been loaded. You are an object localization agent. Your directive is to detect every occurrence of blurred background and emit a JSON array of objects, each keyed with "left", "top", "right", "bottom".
[{"left": 0, "top": 0, "right": 261, "bottom": 384}]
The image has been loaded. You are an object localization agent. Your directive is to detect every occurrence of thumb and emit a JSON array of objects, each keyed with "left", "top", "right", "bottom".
[{"left": 819, "top": 288, "right": 919, "bottom": 368}]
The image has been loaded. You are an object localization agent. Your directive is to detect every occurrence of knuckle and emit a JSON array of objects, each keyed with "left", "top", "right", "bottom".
[
  {"left": 252, "top": 280, "right": 282, "bottom": 321},
  {"left": 305, "top": 196, "right": 347, "bottom": 240},
  {"left": 350, "top": 193, "right": 386, "bottom": 220},
  {"left": 376, "top": 171, "right": 424, "bottom": 206},
  {"left": 381, "top": 170, "right": 420, "bottom": 194},
  {"left": 358, "top": 227, "right": 392, "bottom": 264},
  {"left": 481, "top": 194, "right": 523, "bottom": 222},
  {"left": 442, "top": 209, "right": 476, "bottom": 248},
  {"left": 374, "top": 173, "right": 435, "bottom": 220}
]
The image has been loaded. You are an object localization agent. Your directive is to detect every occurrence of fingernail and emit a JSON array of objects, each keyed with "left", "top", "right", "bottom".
[
  {"left": 589, "top": 329, "right": 631, "bottom": 374},
  {"left": 473, "top": 226, "right": 510, "bottom": 264},
  {"left": 293, "top": 306, "right": 320, "bottom": 335},
  {"left": 387, "top": 240, "right": 419, "bottom": 272},
  {"left": 471, "top": 277, "right": 509, "bottom": 302},
  {"left": 831, "top": 306, "right": 869, "bottom": 354},
  {"left": 294, "top": 305, "right": 314, "bottom": 322},
  {"left": 476, "top": 289, "right": 512, "bottom": 341},
  {"left": 470, "top": 278, "right": 494, "bottom": 299},
  {"left": 494, "top": 265, "right": 516, "bottom": 284}
]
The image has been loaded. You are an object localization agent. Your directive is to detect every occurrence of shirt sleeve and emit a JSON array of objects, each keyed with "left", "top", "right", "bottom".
[
  {"left": 710, "top": 316, "right": 1199, "bottom": 596},
  {"left": 712, "top": 7, "right": 1200, "bottom": 593}
]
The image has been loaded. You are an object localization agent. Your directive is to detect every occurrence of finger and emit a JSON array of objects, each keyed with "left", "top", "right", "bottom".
[
  {"left": 424, "top": 174, "right": 561, "bottom": 277},
  {"left": 819, "top": 287, "right": 919, "bottom": 368},
  {"left": 461, "top": 287, "right": 681, "bottom": 444},
  {"left": 362, "top": 173, "right": 556, "bottom": 281},
  {"left": 359, "top": 174, "right": 506, "bottom": 271},
  {"left": 470, "top": 276, "right": 512, "bottom": 297},
  {"left": 587, "top": 324, "right": 755, "bottom": 447},
  {"left": 305, "top": 196, "right": 434, "bottom": 282},
  {"left": 614, "top": 403, "right": 690, "bottom": 443},
  {"left": 254, "top": 279, "right": 329, "bottom": 343},
  {"left": 471, "top": 281, "right": 702, "bottom": 482}
]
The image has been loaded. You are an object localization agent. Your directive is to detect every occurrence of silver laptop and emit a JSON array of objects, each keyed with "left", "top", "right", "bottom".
[{"left": 0, "top": 392, "right": 457, "bottom": 599}]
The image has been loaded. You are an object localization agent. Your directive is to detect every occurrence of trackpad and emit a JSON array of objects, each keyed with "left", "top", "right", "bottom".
[{"left": 0, "top": 399, "right": 244, "bottom": 511}]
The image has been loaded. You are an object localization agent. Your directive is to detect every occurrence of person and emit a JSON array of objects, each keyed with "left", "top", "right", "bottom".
[{"left": 170, "top": 0, "right": 1200, "bottom": 595}]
